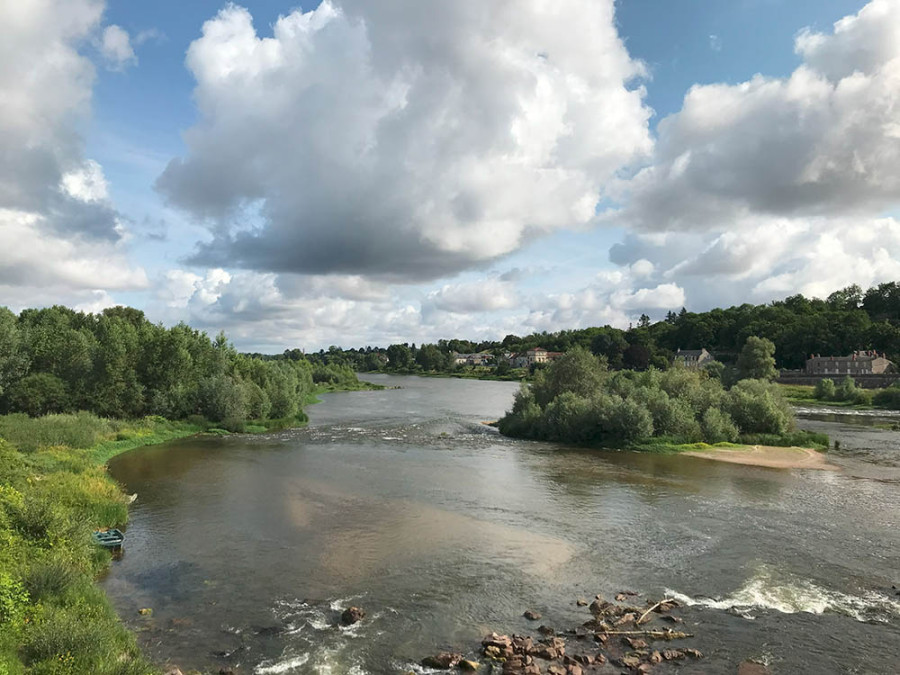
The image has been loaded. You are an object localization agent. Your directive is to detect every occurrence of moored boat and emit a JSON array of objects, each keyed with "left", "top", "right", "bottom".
[{"left": 92, "top": 528, "right": 125, "bottom": 549}]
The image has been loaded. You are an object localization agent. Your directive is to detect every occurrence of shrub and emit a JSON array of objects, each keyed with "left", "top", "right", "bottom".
[
  {"left": 0, "top": 571, "right": 28, "bottom": 627},
  {"left": 725, "top": 379, "right": 793, "bottom": 435},
  {"left": 700, "top": 408, "right": 739, "bottom": 443},
  {"left": 814, "top": 378, "right": 836, "bottom": 400},
  {"left": 23, "top": 559, "right": 80, "bottom": 603},
  {"left": 835, "top": 375, "right": 858, "bottom": 402},
  {"left": 852, "top": 389, "right": 873, "bottom": 406},
  {"left": 873, "top": 387, "right": 900, "bottom": 410}
]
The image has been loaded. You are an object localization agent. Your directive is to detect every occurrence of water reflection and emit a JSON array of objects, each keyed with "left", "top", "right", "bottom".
[{"left": 103, "top": 376, "right": 900, "bottom": 674}]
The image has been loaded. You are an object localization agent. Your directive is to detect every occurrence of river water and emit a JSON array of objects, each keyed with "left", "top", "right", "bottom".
[{"left": 103, "top": 375, "right": 900, "bottom": 674}]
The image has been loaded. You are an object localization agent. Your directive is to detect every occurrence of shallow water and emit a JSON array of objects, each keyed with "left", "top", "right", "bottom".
[{"left": 104, "top": 375, "right": 900, "bottom": 673}]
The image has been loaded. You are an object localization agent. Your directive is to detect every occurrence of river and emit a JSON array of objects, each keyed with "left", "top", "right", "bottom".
[{"left": 103, "top": 375, "right": 900, "bottom": 673}]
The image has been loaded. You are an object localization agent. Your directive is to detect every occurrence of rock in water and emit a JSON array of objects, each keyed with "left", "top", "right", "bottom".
[
  {"left": 459, "top": 659, "right": 480, "bottom": 671},
  {"left": 738, "top": 662, "right": 771, "bottom": 675},
  {"left": 340, "top": 606, "right": 365, "bottom": 625},
  {"left": 420, "top": 651, "right": 462, "bottom": 669},
  {"left": 523, "top": 610, "right": 542, "bottom": 621}
]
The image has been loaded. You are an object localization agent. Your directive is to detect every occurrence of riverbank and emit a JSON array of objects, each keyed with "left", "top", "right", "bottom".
[
  {"left": 0, "top": 415, "right": 194, "bottom": 674},
  {"left": 681, "top": 444, "right": 834, "bottom": 470},
  {"left": 0, "top": 382, "right": 375, "bottom": 674}
]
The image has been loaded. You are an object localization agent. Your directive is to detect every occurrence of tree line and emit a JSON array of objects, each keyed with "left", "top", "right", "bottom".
[
  {"left": 303, "top": 282, "right": 900, "bottom": 374},
  {"left": 0, "top": 305, "right": 360, "bottom": 429}
]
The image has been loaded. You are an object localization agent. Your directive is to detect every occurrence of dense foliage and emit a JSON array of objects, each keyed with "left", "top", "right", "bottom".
[
  {"left": 497, "top": 348, "right": 825, "bottom": 449},
  {"left": 0, "top": 305, "right": 365, "bottom": 431},
  {"left": 308, "top": 282, "right": 900, "bottom": 375},
  {"left": 0, "top": 416, "right": 200, "bottom": 674}
]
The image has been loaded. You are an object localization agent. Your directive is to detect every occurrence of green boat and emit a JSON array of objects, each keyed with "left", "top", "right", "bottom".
[{"left": 92, "top": 528, "right": 125, "bottom": 549}]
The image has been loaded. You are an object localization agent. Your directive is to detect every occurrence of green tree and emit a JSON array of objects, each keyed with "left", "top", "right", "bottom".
[
  {"left": 531, "top": 347, "right": 607, "bottom": 407},
  {"left": 386, "top": 344, "right": 413, "bottom": 370},
  {"left": 736, "top": 336, "right": 778, "bottom": 381},
  {"left": 10, "top": 373, "right": 68, "bottom": 416}
]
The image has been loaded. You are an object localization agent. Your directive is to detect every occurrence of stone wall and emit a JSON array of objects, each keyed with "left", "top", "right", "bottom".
[{"left": 777, "top": 371, "right": 900, "bottom": 389}]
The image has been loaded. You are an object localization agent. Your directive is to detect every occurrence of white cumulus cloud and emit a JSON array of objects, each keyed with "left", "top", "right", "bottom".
[{"left": 157, "top": 0, "right": 653, "bottom": 281}]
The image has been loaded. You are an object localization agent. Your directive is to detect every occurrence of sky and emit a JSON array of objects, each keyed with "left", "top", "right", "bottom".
[{"left": 2, "top": 0, "right": 899, "bottom": 352}]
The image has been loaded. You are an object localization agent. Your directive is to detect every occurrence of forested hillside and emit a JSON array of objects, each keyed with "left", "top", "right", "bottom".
[{"left": 307, "top": 282, "right": 900, "bottom": 373}]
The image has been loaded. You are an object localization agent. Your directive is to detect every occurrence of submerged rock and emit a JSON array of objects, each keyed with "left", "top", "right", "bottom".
[
  {"left": 523, "top": 609, "right": 542, "bottom": 621},
  {"left": 738, "top": 661, "right": 771, "bottom": 675},
  {"left": 420, "top": 651, "right": 462, "bottom": 669},
  {"left": 340, "top": 606, "right": 365, "bottom": 625},
  {"left": 458, "top": 659, "right": 480, "bottom": 671}
]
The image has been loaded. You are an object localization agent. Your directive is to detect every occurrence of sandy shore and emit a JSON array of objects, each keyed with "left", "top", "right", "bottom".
[{"left": 682, "top": 445, "right": 836, "bottom": 470}]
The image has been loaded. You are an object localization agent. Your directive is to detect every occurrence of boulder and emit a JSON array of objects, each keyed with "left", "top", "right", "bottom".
[
  {"left": 340, "top": 606, "right": 365, "bottom": 625},
  {"left": 459, "top": 659, "right": 480, "bottom": 672},
  {"left": 537, "top": 625, "right": 554, "bottom": 636},
  {"left": 420, "top": 652, "right": 462, "bottom": 669},
  {"left": 575, "top": 598, "right": 588, "bottom": 607},
  {"left": 523, "top": 610, "right": 542, "bottom": 621}
]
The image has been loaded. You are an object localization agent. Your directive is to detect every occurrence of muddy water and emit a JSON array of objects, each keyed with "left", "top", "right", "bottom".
[{"left": 104, "top": 375, "right": 900, "bottom": 673}]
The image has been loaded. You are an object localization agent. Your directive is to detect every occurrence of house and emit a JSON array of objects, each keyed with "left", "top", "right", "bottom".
[
  {"left": 507, "top": 347, "right": 561, "bottom": 368},
  {"left": 674, "top": 348, "right": 713, "bottom": 369},
  {"left": 452, "top": 351, "right": 493, "bottom": 367},
  {"left": 805, "top": 351, "right": 895, "bottom": 376}
]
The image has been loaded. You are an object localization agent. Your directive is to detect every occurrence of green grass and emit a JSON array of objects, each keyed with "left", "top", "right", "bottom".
[
  {"left": 0, "top": 382, "right": 385, "bottom": 674},
  {"left": 0, "top": 418, "right": 178, "bottom": 674},
  {"left": 777, "top": 383, "right": 880, "bottom": 410}
]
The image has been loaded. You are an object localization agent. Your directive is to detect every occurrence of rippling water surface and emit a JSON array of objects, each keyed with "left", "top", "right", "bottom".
[{"left": 103, "top": 375, "right": 900, "bottom": 673}]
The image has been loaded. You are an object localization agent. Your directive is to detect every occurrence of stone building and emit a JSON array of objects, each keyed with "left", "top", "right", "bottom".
[
  {"left": 674, "top": 348, "right": 713, "bottom": 369},
  {"left": 805, "top": 351, "right": 895, "bottom": 376}
]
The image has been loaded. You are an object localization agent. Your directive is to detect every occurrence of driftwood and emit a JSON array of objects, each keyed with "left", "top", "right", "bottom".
[
  {"left": 597, "top": 629, "right": 693, "bottom": 640},
  {"left": 637, "top": 598, "right": 675, "bottom": 625}
]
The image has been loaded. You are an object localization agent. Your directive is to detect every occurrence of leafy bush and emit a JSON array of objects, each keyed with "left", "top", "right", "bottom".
[
  {"left": 700, "top": 408, "right": 739, "bottom": 443},
  {"left": 814, "top": 378, "right": 836, "bottom": 400},
  {"left": 499, "top": 352, "right": 808, "bottom": 448},
  {"left": 0, "top": 571, "right": 28, "bottom": 627},
  {"left": 835, "top": 375, "right": 858, "bottom": 402},
  {"left": 873, "top": 387, "right": 900, "bottom": 410}
]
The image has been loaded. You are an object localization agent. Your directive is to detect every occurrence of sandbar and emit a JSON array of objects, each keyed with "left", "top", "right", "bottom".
[{"left": 682, "top": 445, "right": 836, "bottom": 470}]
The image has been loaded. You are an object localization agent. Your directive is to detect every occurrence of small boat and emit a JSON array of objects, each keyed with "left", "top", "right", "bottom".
[{"left": 92, "top": 528, "right": 125, "bottom": 549}]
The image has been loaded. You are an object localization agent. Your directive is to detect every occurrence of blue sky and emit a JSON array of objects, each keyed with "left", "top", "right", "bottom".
[{"left": 3, "top": 0, "right": 898, "bottom": 350}]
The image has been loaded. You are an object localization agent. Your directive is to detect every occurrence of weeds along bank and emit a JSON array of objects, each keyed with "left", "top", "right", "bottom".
[
  {"left": 0, "top": 377, "right": 380, "bottom": 674},
  {"left": 0, "top": 414, "right": 203, "bottom": 675},
  {"left": 498, "top": 348, "right": 828, "bottom": 451}
]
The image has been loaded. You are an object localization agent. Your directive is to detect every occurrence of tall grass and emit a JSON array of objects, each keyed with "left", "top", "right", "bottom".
[{"left": 0, "top": 415, "right": 201, "bottom": 675}]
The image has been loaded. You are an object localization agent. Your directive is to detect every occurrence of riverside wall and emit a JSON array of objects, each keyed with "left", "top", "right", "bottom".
[{"left": 777, "top": 372, "right": 900, "bottom": 389}]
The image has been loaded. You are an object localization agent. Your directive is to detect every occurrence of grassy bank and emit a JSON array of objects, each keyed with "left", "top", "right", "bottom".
[
  {"left": 0, "top": 414, "right": 201, "bottom": 675},
  {"left": 633, "top": 429, "right": 830, "bottom": 454},
  {"left": 0, "top": 380, "right": 381, "bottom": 674}
]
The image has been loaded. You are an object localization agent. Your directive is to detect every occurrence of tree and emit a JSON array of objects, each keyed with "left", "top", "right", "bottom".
[
  {"left": 9, "top": 373, "right": 68, "bottom": 416},
  {"left": 736, "top": 336, "right": 777, "bottom": 381},
  {"left": 623, "top": 343, "right": 651, "bottom": 371},
  {"left": 0, "top": 308, "right": 28, "bottom": 400},
  {"left": 531, "top": 347, "right": 607, "bottom": 407},
  {"left": 416, "top": 344, "right": 447, "bottom": 371},
  {"left": 386, "top": 344, "right": 413, "bottom": 370}
]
